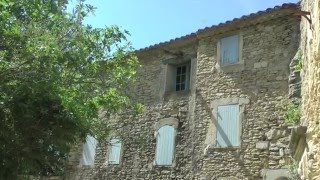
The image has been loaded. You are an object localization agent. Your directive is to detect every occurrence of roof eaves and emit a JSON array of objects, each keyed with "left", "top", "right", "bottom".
[{"left": 135, "top": 3, "right": 299, "bottom": 53}]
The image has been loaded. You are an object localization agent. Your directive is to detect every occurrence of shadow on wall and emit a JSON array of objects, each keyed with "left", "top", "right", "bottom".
[
  {"left": 194, "top": 29, "right": 299, "bottom": 177},
  {"left": 197, "top": 92, "right": 253, "bottom": 177},
  {"left": 276, "top": 177, "right": 289, "bottom": 180}
]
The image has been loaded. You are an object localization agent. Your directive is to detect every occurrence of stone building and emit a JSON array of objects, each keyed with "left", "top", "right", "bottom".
[
  {"left": 297, "top": 0, "right": 320, "bottom": 179},
  {"left": 68, "top": 3, "right": 302, "bottom": 180}
]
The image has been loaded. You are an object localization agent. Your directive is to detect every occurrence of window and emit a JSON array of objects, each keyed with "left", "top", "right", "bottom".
[
  {"left": 220, "top": 35, "right": 239, "bottom": 65},
  {"left": 108, "top": 138, "right": 122, "bottom": 165},
  {"left": 216, "top": 104, "right": 240, "bottom": 147},
  {"left": 80, "top": 135, "right": 98, "bottom": 166},
  {"left": 155, "top": 125, "right": 176, "bottom": 166},
  {"left": 175, "top": 65, "right": 187, "bottom": 91},
  {"left": 164, "top": 61, "right": 191, "bottom": 93}
]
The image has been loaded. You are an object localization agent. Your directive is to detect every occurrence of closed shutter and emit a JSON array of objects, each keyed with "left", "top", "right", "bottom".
[
  {"left": 108, "top": 138, "right": 122, "bottom": 164},
  {"left": 217, "top": 104, "right": 240, "bottom": 147},
  {"left": 80, "top": 135, "right": 98, "bottom": 166},
  {"left": 155, "top": 125, "right": 175, "bottom": 165},
  {"left": 220, "top": 35, "right": 239, "bottom": 65}
]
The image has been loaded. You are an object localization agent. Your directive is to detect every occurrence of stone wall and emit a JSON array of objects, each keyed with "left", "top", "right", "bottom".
[
  {"left": 68, "top": 12, "right": 300, "bottom": 180},
  {"left": 299, "top": 0, "right": 320, "bottom": 179},
  {"left": 71, "top": 44, "right": 198, "bottom": 179},
  {"left": 193, "top": 16, "right": 299, "bottom": 179}
]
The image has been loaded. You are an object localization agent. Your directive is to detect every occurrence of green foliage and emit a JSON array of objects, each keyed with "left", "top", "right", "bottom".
[
  {"left": 0, "top": 0, "right": 141, "bottom": 178},
  {"left": 294, "top": 50, "right": 303, "bottom": 71},
  {"left": 284, "top": 100, "right": 301, "bottom": 125},
  {"left": 287, "top": 158, "right": 300, "bottom": 180}
]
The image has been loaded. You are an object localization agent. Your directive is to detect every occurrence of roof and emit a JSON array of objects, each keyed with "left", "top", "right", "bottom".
[{"left": 136, "top": 3, "right": 299, "bottom": 53}]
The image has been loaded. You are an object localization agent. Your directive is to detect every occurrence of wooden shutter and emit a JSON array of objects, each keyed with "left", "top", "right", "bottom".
[
  {"left": 108, "top": 138, "right": 122, "bottom": 164},
  {"left": 81, "top": 135, "right": 98, "bottom": 166},
  {"left": 155, "top": 125, "right": 175, "bottom": 165},
  {"left": 216, "top": 104, "right": 240, "bottom": 147},
  {"left": 220, "top": 35, "right": 239, "bottom": 65}
]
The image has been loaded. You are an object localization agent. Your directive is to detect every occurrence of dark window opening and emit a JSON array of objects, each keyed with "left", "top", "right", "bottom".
[
  {"left": 164, "top": 60, "right": 191, "bottom": 94},
  {"left": 175, "top": 65, "right": 187, "bottom": 91}
]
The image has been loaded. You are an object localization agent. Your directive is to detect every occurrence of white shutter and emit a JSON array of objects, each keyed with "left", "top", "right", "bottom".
[
  {"left": 216, "top": 104, "right": 240, "bottom": 147},
  {"left": 155, "top": 125, "right": 175, "bottom": 165},
  {"left": 80, "top": 135, "right": 98, "bottom": 166},
  {"left": 108, "top": 138, "right": 122, "bottom": 164},
  {"left": 220, "top": 35, "right": 239, "bottom": 65}
]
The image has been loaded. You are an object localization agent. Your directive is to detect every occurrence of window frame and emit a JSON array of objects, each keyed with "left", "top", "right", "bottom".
[
  {"left": 175, "top": 64, "right": 190, "bottom": 92},
  {"left": 215, "top": 33, "right": 244, "bottom": 72},
  {"left": 203, "top": 98, "right": 249, "bottom": 151},
  {"left": 162, "top": 58, "right": 192, "bottom": 96}
]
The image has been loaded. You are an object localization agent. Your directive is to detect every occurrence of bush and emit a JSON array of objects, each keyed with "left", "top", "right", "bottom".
[{"left": 284, "top": 100, "right": 301, "bottom": 125}]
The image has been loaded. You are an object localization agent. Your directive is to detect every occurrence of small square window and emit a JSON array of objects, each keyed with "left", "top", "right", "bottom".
[{"left": 220, "top": 35, "right": 239, "bottom": 65}]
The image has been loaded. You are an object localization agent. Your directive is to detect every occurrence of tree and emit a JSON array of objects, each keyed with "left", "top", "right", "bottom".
[{"left": 0, "top": 0, "right": 141, "bottom": 178}]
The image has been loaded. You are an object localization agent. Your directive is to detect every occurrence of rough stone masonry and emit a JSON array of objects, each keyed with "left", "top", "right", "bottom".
[
  {"left": 298, "top": 0, "right": 320, "bottom": 179},
  {"left": 67, "top": 4, "right": 301, "bottom": 180}
]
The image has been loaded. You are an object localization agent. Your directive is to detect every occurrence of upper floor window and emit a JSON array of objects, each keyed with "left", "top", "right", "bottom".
[
  {"left": 216, "top": 104, "right": 240, "bottom": 147},
  {"left": 155, "top": 125, "right": 176, "bottom": 166},
  {"left": 80, "top": 135, "right": 98, "bottom": 166},
  {"left": 164, "top": 61, "right": 191, "bottom": 93},
  {"left": 175, "top": 65, "right": 188, "bottom": 91},
  {"left": 107, "top": 138, "right": 122, "bottom": 165},
  {"left": 220, "top": 35, "right": 239, "bottom": 65}
]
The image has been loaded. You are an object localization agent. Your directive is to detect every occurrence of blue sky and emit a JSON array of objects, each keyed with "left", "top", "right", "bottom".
[{"left": 68, "top": 0, "right": 298, "bottom": 50}]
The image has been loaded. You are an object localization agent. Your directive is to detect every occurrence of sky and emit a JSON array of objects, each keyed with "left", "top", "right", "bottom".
[{"left": 68, "top": 0, "right": 299, "bottom": 50}]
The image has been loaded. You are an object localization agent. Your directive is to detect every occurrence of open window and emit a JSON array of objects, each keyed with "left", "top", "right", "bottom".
[
  {"left": 155, "top": 125, "right": 176, "bottom": 166},
  {"left": 165, "top": 61, "right": 191, "bottom": 93},
  {"left": 80, "top": 135, "right": 98, "bottom": 166},
  {"left": 107, "top": 138, "right": 122, "bottom": 165}
]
